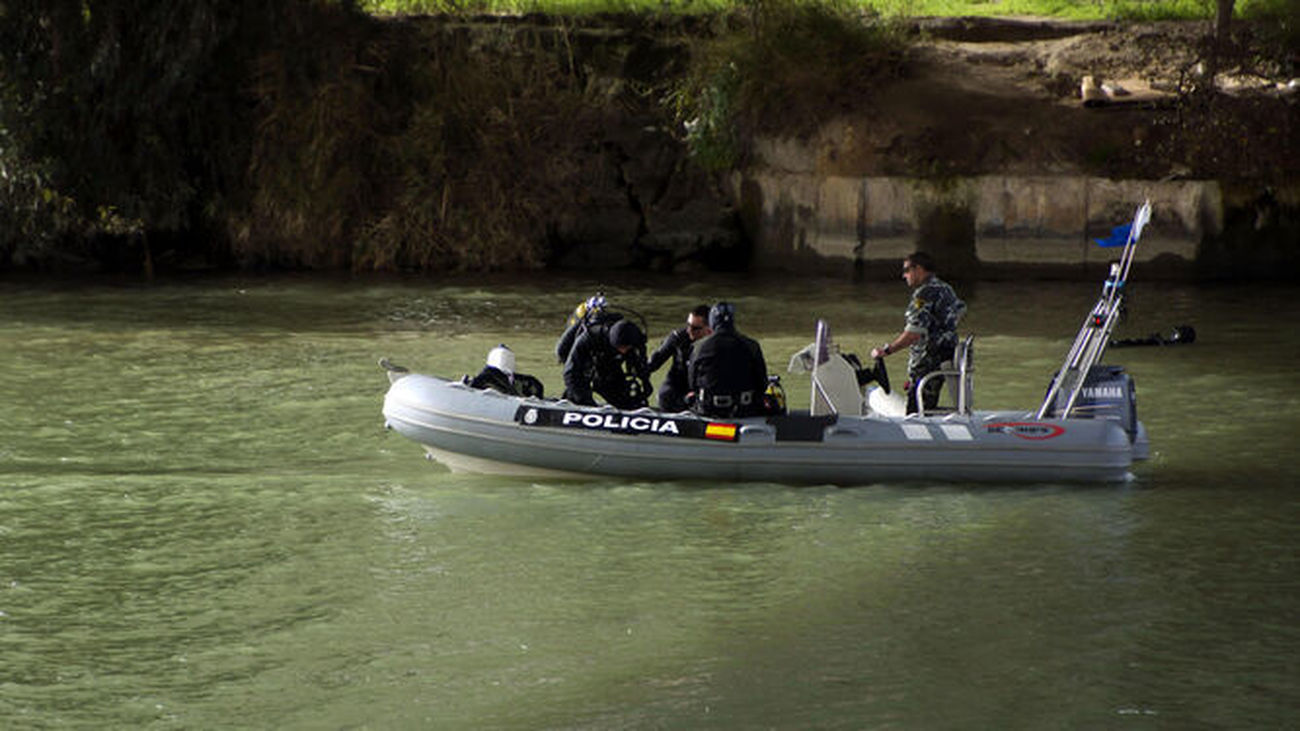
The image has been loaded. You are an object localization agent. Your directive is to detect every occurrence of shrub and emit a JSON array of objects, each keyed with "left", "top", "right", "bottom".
[{"left": 672, "top": 0, "right": 911, "bottom": 170}]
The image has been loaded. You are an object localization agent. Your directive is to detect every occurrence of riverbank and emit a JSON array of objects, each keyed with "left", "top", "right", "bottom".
[
  {"left": 262, "top": 12, "right": 1300, "bottom": 280},
  {"left": 707, "top": 15, "right": 1299, "bottom": 280},
  {"left": 1, "top": 8, "right": 1294, "bottom": 279}
]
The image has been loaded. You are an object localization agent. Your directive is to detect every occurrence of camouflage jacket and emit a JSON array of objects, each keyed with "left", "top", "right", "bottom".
[{"left": 903, "top": 276, "right": 966, "bottom": 377}]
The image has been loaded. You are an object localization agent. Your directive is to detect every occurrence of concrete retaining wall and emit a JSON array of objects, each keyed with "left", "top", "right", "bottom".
[{"left": 733, "top": 173, "right": 1224, "bottom": 277}]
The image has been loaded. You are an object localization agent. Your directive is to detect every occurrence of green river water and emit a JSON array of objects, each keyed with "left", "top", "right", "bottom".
[{"left": 2, "top": 273, "right": 1298, "bottom": 729}]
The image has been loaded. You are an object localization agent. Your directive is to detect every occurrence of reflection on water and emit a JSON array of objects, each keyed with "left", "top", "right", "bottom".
[{"left": 1, "top": 275, "right": 1298, "bottom": 728}]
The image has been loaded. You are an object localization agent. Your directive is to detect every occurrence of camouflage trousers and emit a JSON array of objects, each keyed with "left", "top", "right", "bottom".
[
  {"left": 905, "top": 372, "right": 945, "bottom": 415},
  {"left": 906, "top": 345, "right": 954, "bottom": 415}
]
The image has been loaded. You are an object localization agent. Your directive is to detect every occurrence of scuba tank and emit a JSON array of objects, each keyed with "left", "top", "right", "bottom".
[
  {"left": 555, "top": 293, "right": 651, "bottom": 365},
  {"left": 556, "top": 294, "right": 617, "bottom": 363},
  {"left": 764, "top": 375, "right": 788, "bottom": 415}
]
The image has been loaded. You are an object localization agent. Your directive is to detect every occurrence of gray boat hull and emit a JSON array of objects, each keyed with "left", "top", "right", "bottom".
[{"left": 382, "top": 374, "right": 1140, "bottom": 484}]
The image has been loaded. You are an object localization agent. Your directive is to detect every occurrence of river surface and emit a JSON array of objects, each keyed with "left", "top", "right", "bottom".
[{"left": 2, "top": 273, "right": 1298, "bottom": 729}]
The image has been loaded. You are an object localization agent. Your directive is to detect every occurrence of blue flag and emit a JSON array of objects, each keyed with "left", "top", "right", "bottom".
[{"left": 1094, "top": 223, "right": 1131, "bottom": 248}]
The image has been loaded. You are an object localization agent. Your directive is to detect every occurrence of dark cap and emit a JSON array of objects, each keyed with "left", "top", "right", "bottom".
[{"left": 609, "top": 319, "right": 645, "bottom": 348}]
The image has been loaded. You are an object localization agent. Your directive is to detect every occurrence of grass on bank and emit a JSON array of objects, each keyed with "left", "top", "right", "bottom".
[{"left": 360, "top": 0, "right": 1290, "bottom": 22}]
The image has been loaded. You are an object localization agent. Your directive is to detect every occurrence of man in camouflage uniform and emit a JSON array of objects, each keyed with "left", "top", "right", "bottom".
[{"left": 871, "top": 252, "right": 966, "bottom": 414}]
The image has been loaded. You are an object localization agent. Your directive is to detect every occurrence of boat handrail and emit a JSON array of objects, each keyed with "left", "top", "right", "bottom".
[{"left": 915, "top": 334, "right": 975, "bottom": 418}]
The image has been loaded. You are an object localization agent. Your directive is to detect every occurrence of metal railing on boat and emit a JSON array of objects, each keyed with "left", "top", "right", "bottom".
[{"left": 914, "top": 334, "right": 975, "bottom": 418}]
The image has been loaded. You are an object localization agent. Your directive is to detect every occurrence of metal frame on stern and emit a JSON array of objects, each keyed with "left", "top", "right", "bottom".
[{"left": 1036, "top": 199, "right": 1152, "bottom": 420}]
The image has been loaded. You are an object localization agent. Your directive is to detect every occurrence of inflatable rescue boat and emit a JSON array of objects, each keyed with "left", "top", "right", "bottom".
[{"left": 381, "top": 203, "right": 1154, "bottom": 485}]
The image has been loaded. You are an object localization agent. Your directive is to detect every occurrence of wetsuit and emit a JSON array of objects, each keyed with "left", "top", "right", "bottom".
[
  {"left": 469, "top": 365, "right": 544, "bottom": 398},
  {"left": 647, "top": 327, "right": 693, "bottom": 412},
  {"left": 561, "top": 327, "right": 649, "bottom": 409},
  {"left": 688, "top": 328, "right": 768, "bottom": 418}
]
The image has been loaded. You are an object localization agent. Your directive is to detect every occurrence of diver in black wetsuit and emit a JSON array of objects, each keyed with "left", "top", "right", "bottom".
[
  {"left": 647, "top": 304, "right": 711, "bottom": 412},
  {"left": 468, "top": 345, "right": 544, "bottom": 397},
  {"left": 687, "top": 302, "right": 769, "bottom": 418},
  {"left": 1111, "top": 325, "right": 1196, "bottom": 348},
  {"left": 561, "top": 319, "right": 651, "bottom": 409}
]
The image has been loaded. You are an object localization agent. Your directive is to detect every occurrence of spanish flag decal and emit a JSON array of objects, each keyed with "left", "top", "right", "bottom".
[{"left": 704, "top": 422, "right": 739, "bottom": 442}]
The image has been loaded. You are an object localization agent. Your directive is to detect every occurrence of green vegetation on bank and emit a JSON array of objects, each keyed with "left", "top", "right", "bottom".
[
  {"left": 0, "top": 0, "right": 301, "bottom": 271},
  {"left": 673, "top": 1, "right": 909, "bottom": 170},
  {"left": 1, "top": 0, "right": 1294, "bottom": 274}
]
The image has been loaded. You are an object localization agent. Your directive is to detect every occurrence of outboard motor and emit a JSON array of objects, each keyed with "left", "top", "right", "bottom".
[
  {"left": 1035, "top": 201, "right": 1152, "bottom": 450},
  {"left": 1044, "top": 365, "right": 1138, "bottom": 443}
]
